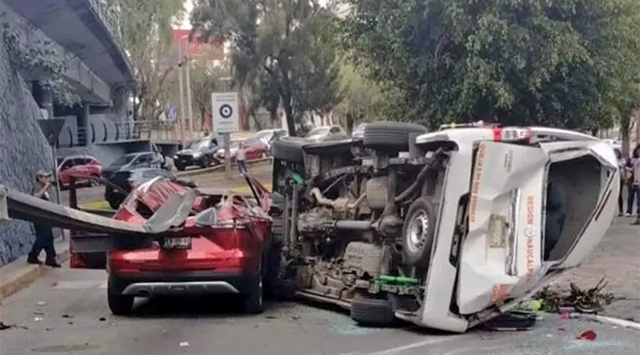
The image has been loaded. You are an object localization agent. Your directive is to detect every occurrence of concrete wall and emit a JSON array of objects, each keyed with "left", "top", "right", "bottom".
[{"left": 0, "top": 40, "right": 58, "bottom": 266}]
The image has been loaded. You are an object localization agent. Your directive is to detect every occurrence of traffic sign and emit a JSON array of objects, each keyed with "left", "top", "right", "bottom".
[
  {"left": 166, "top": 104, "right": 177, "bottom": 121},
  {"left": 211, "top": 92, "right": 239, "bottom": 133}
]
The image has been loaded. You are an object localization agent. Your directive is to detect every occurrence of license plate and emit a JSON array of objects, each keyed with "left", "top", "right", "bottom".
[{"left": 162, "top": 237, "right": 192, "bottom": 249}]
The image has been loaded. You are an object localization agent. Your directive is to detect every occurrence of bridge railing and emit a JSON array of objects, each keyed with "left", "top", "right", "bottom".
[{"left": 57, "top": 120, "right": 211, "bottom": 148}]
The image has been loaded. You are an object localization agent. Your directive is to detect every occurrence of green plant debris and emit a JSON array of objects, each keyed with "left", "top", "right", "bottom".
[{"left": 533, "top": 277, "right": 615, "bottom": 313}]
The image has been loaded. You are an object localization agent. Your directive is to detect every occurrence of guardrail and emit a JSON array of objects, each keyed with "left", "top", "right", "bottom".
[{"left": 174, "top": 157, "right": 273, "bottom": 178}]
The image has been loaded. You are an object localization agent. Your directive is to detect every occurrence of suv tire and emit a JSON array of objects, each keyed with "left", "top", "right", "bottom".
[
  {"left": 107, "top": 277, "right": 134, "bottom": 316},
  {"left": 243, "top": 262, "right": 265, "bottom": 314}
]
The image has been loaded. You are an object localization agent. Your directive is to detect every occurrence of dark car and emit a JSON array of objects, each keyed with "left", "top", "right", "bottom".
[
  {"left": 173, "top": 135, "right": 221, "bottom": 171},
  {"left": 102, "top": 152, "right": 158, "bottom": 179},
  {"left": 104, "top": 168, "right": 195, "bottom": 209}
]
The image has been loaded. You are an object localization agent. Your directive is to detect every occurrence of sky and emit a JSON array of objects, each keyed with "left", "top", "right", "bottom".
[{"left": 177, "top": 0, "right": 333, "bottom": 29}]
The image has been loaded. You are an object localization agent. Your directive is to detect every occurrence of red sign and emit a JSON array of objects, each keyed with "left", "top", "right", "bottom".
[{"left": 172, "top": 29, "right": 223, "bottom": 58}]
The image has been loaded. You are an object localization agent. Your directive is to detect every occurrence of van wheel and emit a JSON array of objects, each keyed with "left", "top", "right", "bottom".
[
  {"left": 363, "top": 122, "right": 428, "bottom": 152},
  {"left": 401, "top": 197, "right": 437, "bottom": 266},
  {"left": 243, "top": 263, "right": 264, "bottom": 314},
  {"left": 350, "top": 295, "right": 396, "bottom": 327},
  {"left": 175, "top": 163, "right": 185, "bottom": 171},
  {"left": 107, "top": 278, "right": 133, "bottom": 315}
]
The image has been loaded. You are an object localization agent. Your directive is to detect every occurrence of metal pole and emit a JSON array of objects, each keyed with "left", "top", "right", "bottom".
[
  {"left": 177, "top": 39, "right": 186, "bottom": 147},
  {"left": 223, "top": 133, "right": 231, "bottom": 179},
  {"left": 185, "top": 48, "right": 195, "bottom": 140}
]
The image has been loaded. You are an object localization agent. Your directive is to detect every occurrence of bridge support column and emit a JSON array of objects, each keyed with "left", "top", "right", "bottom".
[
  {"left": 76, "top": 101, "right": 90, "bottom": 146},
  {"left": 31, "top": 81, "right": 53, "bottom": 119}
]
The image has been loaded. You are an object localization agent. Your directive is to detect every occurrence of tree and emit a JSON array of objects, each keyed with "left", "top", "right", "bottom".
[
  {"left": 103, "top": 0, "right": 184, "bottom": 121},
  {"left": 189, "top": 60, "right": 229, "bottom": 128},
  {"left": 341, "top": 0, "right": 640, "bottom": 131},
  {"left": 191, "top": 0, "right": 342, "bottom": 136},
  {"left": 332, "top": 56, "right": 386, "bottom": 134}
]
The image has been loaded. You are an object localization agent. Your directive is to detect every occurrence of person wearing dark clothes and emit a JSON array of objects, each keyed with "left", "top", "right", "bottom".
[
  {"left": 27, "top": 170, "right": 61, "bottom": 267},
  {"left": 616, "top": 149, "right": 627, "bottom": 216},
  {"left": 626, "top": 145, "right": 640, "bottom": 218}
]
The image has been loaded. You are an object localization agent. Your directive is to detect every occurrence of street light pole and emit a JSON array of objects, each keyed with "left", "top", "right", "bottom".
[
  {"left": 177, "top": 37, "right": 186, "bottom": 147},
  {"left": 185, "top": 45, "right": 195, "bottom": 140}
]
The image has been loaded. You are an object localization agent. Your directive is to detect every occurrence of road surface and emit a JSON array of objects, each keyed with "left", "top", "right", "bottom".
[
  {"left": 0, "top": 219, "right": 639, "bottom": 355},
  {"left": 0, "top": 267, "right": 638, "bottom": 355}
]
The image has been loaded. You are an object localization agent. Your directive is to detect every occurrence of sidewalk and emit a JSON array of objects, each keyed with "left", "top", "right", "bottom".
[
  {"left": 551, "top": 217, "right": 640, "bottom": 322},
  {"left": 0, "top": 237, "right": 69, "bottom": 304}
]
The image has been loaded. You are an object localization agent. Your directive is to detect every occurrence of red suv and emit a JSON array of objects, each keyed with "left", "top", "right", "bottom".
[
  {"left": 69, "top": 175, "right": 279, "bottom": 315},
  {"left": 57, "top": 155, "right": 103, "bottom": 188}
]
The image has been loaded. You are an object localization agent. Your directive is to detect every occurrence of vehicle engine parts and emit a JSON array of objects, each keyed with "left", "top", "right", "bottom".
[
  {"left": 342, "top": 242, "right": 383, "bottom": 279},
  {"left": 365, "top": 177, "right": 388, "bottom": 210}
]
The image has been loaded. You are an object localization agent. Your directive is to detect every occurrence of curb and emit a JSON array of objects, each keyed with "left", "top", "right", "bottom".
[
  {"left": 575, "top": 313, "right": 640, "bottom": 331},
  {"left": 0, "top": 239, "right": 70, "bottom": 304},
  {"left": 174, "top": 157, "right": 272, "bottom": 178}
]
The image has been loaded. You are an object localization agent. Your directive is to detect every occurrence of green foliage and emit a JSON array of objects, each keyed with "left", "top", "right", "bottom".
[
  {"left": 192, "top": 0, "right": 342, "bottom": 135},
  {"left": 342, "top": 0, "right": 640, "bottom": 131},
  {"left": 1, "top": 20, "right": 80, "bottom": 107},
  {"left": 189, "top": 60, "right": 230, "bottom": 124},
  {"left": 104, "top": 0, "right": 184, "bottom": 121}
]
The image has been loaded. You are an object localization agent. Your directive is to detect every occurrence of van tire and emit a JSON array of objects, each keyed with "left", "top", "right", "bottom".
[
  {"left": 401, "top": 197, "right": 437, "bottom": 267},
  {"left": 363, "top": 122, "right": 428, "bottom": 152},
  {"left": 350, "top": 296, "right": 396, "bottom": 327},
  {"left": 271, "top": 138, "right": 305, "bottom": 164}
]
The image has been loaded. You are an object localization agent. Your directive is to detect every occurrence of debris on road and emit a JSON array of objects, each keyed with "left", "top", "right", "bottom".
[
  {"left": 577, "top": 329, "right": 597, "bottom": 341},
  {"left": 0, "top": 321, "right": 28, "bottom": 331},
  {"left": 534, "top": 278, "right": 615, "bottom": 314}
]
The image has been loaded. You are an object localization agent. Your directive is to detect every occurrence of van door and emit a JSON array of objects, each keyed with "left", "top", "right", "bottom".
[
  {"left": 456, "top": 141, "right": 548, "bottom": 315},
  {"left": 538, "top": 141, "right": 618, "bottom": 269}
]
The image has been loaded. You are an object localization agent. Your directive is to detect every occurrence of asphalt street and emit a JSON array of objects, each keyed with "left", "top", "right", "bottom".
[{"left": 0, "top": 266, "right": 639, "bottom": 355}]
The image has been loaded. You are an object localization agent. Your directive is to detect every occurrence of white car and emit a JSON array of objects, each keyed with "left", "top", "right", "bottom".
[
  {"left": 305, "top": 125, "right": 348, "bottom": 142},
  {"left": 396, "top": 126, "right": 620, "bottom": 332},
  {"left": 255, "top": 128, "right": 288, "bottom": 151}
]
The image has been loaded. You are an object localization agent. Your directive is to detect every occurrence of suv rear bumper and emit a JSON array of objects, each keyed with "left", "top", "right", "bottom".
[{"left": 109, "top": 270, "right": 255, "bottom": 297}]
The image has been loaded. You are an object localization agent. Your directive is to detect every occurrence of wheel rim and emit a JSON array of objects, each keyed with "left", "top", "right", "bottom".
[{"left": 406, "top": 210, "right": 429, "bottom": 254}]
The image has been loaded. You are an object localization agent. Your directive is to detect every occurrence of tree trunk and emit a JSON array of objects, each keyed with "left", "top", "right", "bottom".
[{"left": 283, "top": 101, "right": 296, "bottom": 136}]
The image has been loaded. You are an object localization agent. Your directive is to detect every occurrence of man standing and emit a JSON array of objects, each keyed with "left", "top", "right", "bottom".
[
  {"left": 236, "top": 141, "right": 248, "bottom": 175},
  {"left": 27, "top": 170, "right": 61, "bottom": 267},
  {"left": 628, "top": 144, "right": 640, "bottom": 225}
]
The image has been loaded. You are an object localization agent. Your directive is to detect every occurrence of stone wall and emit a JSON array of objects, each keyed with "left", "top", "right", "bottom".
[{"left": 0, "top": 36, "right": 57, "bottom": 266}]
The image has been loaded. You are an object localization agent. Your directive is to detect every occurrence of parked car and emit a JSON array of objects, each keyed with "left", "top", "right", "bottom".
[
  {"left": 305, "top": 125, "right": 348, "bottom": 142},
  {"left": 56, "top": 155, "right": 103, "bottom": 188},
  {"left": 270, "top": 122, "right": 618, "bottom": 332},
  {"left": 102, "top": 152, "right": 158, "bottom": 179},
  {"left": 173, "top": 135, "right": 221, "bottom": 171},
  {"left": 255, "top": 128, "right": 288, "bottom": 152},
  {"left": 104, "top": 168, "right": 195, "bottom": 210},
  {"left": 213, "top": 138, "right": 268, "bottom": 163}
]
